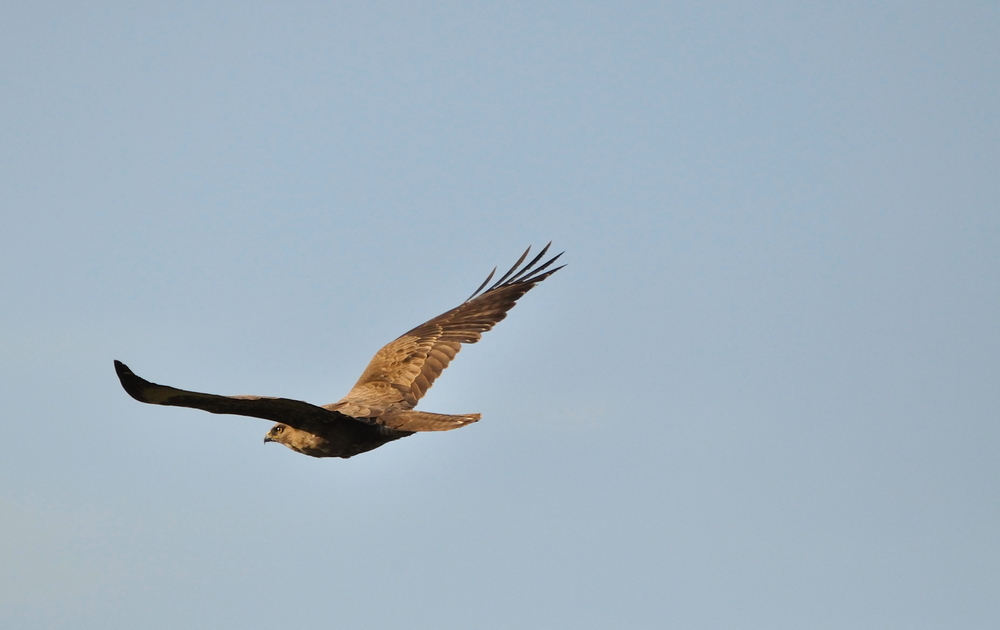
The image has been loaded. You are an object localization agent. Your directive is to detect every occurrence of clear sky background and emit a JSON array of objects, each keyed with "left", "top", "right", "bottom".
[{"left": 2, "top": 2, "right": 998, "bottom": 628}]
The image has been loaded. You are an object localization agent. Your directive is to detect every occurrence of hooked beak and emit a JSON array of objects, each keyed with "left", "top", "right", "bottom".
[{"left": 264, "top": 436, "right": 274, "bottom": 444}]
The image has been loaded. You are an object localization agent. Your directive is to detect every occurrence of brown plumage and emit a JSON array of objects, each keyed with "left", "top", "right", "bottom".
[{"left": 114, "top": 244, "right": 564, "bottom": 458}]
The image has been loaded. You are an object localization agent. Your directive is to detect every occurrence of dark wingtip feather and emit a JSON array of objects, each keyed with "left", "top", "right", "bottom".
[
  {"left": 465, "top": 244, "right": 565, "bottom": 303},
  {"left": 508, "top": 242, "right": 552, "bottom": 284},
  {"left": 466, "top": 266, "right": 497, "bottom": 302},
  {"left": 517, "top": 250, "right": 563, "bottom": 283},
  {"left": 114, "top": 360, "right": 151, "bottom": 402},
  {"left": 488, "top": 245, "right": 532, "bottom": 292}
]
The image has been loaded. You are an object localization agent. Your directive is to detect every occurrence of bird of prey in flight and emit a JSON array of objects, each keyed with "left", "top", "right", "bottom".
[{"left": 114, "top": 244, "right": 564, "bottom": 459}]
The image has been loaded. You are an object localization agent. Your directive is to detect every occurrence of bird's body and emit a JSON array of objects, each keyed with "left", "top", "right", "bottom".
[
  {"left": 115, "top": 245, "right": 563, "bottom": 458},
  {"left": 262, "top": 417, "right": 406, "bottom": 459}
]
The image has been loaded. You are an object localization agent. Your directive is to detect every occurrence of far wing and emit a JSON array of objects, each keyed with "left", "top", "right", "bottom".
[
  {"left": 333, "top": 244, "right": 564, "bottom": 418},
  {"left": 114, "top": 360, "right": 356, "bottom": 430}
]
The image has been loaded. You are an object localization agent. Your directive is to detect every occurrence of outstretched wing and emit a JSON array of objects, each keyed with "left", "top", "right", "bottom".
[
  {"left": 333, "top": 244, "right": 564, "bottom": 418},
  {"left": 114, "top": 360, "right": 356, "bottom": 430}
]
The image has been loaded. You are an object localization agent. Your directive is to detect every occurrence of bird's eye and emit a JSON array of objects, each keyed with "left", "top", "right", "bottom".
[{"left": 275, "top": 426, "right": 284, "bottom": 433}]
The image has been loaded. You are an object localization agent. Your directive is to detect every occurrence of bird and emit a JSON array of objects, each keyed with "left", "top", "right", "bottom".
[{"left": 114, "top": 244, "right": 564, "bottom": 459}]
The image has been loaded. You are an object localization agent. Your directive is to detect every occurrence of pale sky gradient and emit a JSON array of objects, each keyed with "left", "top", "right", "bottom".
[{"left": 2, "top": 2, "right": 998, "bottom": 629}]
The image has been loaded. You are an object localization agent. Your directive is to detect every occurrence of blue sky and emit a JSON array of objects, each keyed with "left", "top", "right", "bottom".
[{"left": 2, "top": 2, "right": 998, "bottom": 628}]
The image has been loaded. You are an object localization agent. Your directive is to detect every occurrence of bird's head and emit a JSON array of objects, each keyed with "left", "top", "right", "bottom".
[
  {"left": 263, "top": 423, "right": 327, "bottom": 456},
  {"left": 264, "top": 423, "right": 292, "bottom": 446}
]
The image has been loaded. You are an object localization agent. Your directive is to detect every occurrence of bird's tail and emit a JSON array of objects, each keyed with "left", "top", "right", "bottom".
[{"left": 377, "top": 410, "right": 480, "bottom": 432}]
